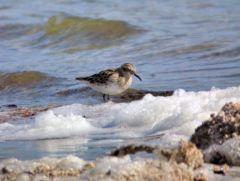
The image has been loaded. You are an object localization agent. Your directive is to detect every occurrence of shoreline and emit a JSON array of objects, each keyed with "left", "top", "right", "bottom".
[
  {"left": 1, "top": 101, "right": 240, "bottom": 180},
  {"left": 0, "top": 141, "right": 239, "bottom": 181}
]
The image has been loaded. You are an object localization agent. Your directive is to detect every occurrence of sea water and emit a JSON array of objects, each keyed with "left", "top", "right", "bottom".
[
  {"left": 1, "top": 87, "right": 240, "bottom": 159},
  {"left": 0, "top": 0, "right": 240, "bottom": 160}
]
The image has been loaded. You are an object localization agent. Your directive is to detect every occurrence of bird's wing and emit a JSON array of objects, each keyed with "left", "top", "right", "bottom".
[{"left": 78, "top": 69, "right": 116, "bottom": 84}]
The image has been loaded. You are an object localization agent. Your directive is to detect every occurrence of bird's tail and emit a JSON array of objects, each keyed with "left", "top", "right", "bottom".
[{"left": 76, "top": 77, "right": 86, "bottom": 81}]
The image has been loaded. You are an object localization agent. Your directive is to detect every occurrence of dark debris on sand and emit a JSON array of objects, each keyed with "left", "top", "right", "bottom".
[
  {"left": 118, "top": 89, "right": 174, "bottom": 102},
  {"left": 109, "top": 141, "right": 203, "bottom": 170},
  {"left": 109, "top": 144, "right": 156, "bottom": 157},
  {"left": 57, "top": 87, "right": 174, "bottom": 102},
  {"left": 0, "top": 105, "right": 58, "bottom": 123}
]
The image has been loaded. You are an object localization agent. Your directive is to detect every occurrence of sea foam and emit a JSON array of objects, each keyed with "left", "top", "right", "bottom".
[{"left": 1, "top": 86, "right": 240, "bottom": 148}]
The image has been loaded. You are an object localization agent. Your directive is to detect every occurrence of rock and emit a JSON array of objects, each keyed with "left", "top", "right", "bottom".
[
  {"left": 118, "top": 89, "right": 174, "bottom": 102},
  {"left": 109, "top": 144, "right": 156, "bottom": 157},
  {"left": 204, "top": 137, "right": 240, "bottom": 165},
  {"left": 57, "top": 87, "right": 174, "bottom": 102},
  {"left": 213, "top": 164, "right": 229, "bottom": 175},
  {"left": 1, "top": 167, "right": 9, "bottom": 174},
  {"left": 0, "top": 105, "right": 58, "bottom": 123},
  {"left": 194, "top": 173, "right": 208, "bottom": 181},
  {"left": 191, "top": 102, "right": 240, "bottom": 150},
  {"left": 190, "top": 102, "right": 240, "bottom": 166},
  {"left": 174, "top": 141, "right": 204, "bottom": 169},
  {"left": 159, "top": 141, "right": 204, "bottom": 170}
]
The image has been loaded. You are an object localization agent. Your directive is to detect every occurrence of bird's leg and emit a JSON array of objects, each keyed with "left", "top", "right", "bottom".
[
  {"left": 103, "top": 94, "right": 111, "bottom": 102},
  {"left": 103, "top": 94, "right": 106, "bottom": 102}
]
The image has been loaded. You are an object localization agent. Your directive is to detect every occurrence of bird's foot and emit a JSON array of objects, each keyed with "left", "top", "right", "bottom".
[{"left": 103, "top": 94, "right": 111, "bottom": 102}]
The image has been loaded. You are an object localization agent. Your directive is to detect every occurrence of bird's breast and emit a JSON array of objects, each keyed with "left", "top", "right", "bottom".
[{"left": 90, "top": 77, "right": 132, "bottom": 95}]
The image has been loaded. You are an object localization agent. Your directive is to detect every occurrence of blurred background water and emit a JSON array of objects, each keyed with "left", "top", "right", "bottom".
[{"left": 0, "top": 0, "right": 240, "bottom": 160}]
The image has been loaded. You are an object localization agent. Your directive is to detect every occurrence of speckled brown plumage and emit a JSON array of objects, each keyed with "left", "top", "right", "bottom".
[
  {"left": 75, "top": 63, "right": 142, "bottom": 101},
  {"left": 77, "top": 69, "right": 116, "bottom": 84}
]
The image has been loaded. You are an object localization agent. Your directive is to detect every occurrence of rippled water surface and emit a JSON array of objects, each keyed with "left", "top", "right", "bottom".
[{"left": 0, "top": 0, "right": 240, "bottom": 160}]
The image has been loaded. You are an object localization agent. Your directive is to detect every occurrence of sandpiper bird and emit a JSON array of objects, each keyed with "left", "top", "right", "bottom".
[{"left": 76, "top": 63, "right": 142, "bottom": 101}]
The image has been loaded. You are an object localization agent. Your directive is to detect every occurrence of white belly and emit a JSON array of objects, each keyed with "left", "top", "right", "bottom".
[{"left": 89, "top": 78, "right": 132, "bottom": 95}]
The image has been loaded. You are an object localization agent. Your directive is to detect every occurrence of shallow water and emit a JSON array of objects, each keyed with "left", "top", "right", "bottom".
[{"left": 0, "top": 0, "right": 240, "bottom": 160}]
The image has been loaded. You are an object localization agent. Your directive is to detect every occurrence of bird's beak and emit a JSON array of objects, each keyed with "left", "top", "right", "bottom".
[{"left": 134, "top": 73, "right": 142, "bottom": 81}]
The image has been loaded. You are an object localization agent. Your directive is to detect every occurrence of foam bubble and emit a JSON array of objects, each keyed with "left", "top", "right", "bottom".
[
  {"left": 1, "top": 86, "right": 240, "bottom": 148},
  {"left": 0, "top": 110, "right": 96, "bottom": 140}
]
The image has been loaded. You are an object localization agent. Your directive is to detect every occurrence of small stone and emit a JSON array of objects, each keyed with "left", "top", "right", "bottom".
[
  {"left": 174, "top": 141, "right": 204, "bottom": 169},
  {"left": 213, "top": 164, "right": 230, "bottom": 175},
  {"left": 109, "top": 144, "right": 156, "bottom": 157},
  {"left": 194, "top": 173, "right": 207, "bottom": 181},
  {"left": 2, "top": 167, "right": 9, "bottom": 174}
]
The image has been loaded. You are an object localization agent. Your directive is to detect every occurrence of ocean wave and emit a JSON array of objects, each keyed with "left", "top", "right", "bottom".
[
  {"left": 43, "top": 15, "right": 142, "bottom": 53},
  {"left": 44, "top": 15, "right": 141, "bottom": 37},
  {"left": 201, "top": 46, "right": 240, "bottom": 59},
  {"left": 1, "top": 86, "right": 240, "bottom": 145},
  {"left": 0, "top": 15, "right": 142, "bottom": 53},
  {"left": 0, "top": 24, "right": 33, "bottom": 40},
  {"left": 162, "top": 42, "right": 219, "bottom": 56},
  {"left": 0, "top": 71, "right": 55, "bottom": 90}
]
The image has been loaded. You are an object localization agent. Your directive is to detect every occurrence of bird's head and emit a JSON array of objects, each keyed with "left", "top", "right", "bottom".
[{"left": 120, "top": 63, "right": 142, "bottom": 81}]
